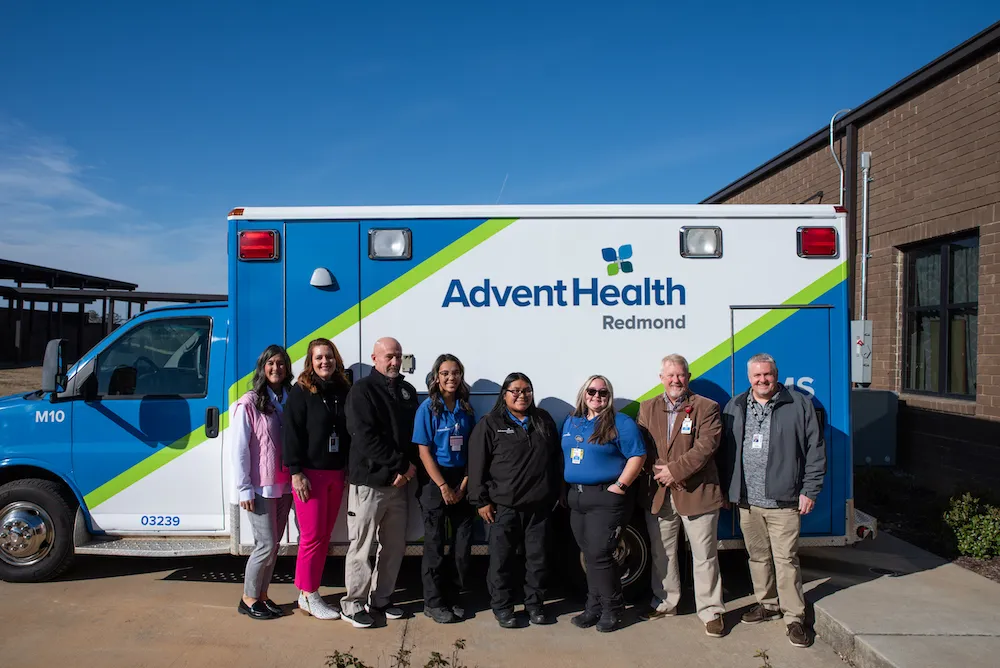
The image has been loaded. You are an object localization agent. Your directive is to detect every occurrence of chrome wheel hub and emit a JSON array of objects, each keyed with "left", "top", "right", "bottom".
[{"left": 0, "top": 502, "right": 55, "bottom": 567}]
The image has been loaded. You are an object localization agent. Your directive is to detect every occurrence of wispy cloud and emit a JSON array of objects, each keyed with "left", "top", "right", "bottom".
[{"left": 0, "top": 120, "right": 226, "bottom": 294}]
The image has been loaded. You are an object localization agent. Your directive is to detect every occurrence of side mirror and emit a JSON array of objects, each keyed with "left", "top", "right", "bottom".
[{"left": 41, "top": 338, "right": 68, "bottom": 395}]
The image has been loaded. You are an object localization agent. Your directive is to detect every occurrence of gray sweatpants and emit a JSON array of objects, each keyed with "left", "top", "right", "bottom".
[
  {"left": 243, "top": 494, "right": 293, "bottom": 599},
  {"left": 340, "top": 482, "right": 410, "bottom": 615}
]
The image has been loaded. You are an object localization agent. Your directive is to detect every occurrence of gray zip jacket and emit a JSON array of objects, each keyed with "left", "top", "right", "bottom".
[{"left": 721, "top": 385, "right": 826, "bottom": 503}]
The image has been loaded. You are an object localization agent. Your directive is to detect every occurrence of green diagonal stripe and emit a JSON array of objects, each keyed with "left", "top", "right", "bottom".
[
  {"left": 88, "top": 218, "right": 517, "bottom": 510},
  {"left": 621, "top": 262, "right": 846, "bottom": 416}
]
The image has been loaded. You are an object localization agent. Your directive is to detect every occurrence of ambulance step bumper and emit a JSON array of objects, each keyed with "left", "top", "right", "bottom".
[{"left": 75, "top": 537, "right": 231, "bottom": 557}]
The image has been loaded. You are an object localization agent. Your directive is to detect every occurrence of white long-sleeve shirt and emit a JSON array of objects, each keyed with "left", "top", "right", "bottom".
[{"left": 232, "top": 387, "right": 291, "bottom": 503}]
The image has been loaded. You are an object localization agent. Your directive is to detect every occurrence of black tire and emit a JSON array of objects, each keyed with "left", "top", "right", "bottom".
[{"left": 0, "top": 479, "right": 76, "bottom": 583}]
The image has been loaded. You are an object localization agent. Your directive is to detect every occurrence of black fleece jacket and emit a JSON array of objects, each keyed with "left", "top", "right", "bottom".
[
  {"left": 282, "top": 378, "right": 351, "bottom": 474},
  {"left": 345, "top": 369, "right": 420, "bottom": 487},
  {"left": 467, "top": 408, "right": 562, "bottom": 509}
]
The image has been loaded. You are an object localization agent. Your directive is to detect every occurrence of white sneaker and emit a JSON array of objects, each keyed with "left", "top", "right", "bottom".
[{"left": 298, "top": 591, "right": 341, "bottom": 620}]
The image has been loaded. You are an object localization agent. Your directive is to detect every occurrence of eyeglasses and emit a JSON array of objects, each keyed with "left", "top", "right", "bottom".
[
  {"left": 506, "top": 388, "right": 533, "bottom": 397},
  {"left": 438, "top": 370, "right": 463, "bottom": 378},
  {"left": 586, "top": 388, "right": 610, "bottom": 398}
]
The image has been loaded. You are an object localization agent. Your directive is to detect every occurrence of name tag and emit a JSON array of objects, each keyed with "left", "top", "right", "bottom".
[
  {"left": 751, "top": 433, "right": 763, "bottom": 449},
  {"left": 449, "top": 435, "right": 464, "bottom": 452},
  {"left": 571, "top": 447, "right": 584, "bottom": 464},
  {"left": 680, "top": 417, "right": 693, "bottom": 435},
  {"left": 329, "top": 434, "right": 340, "bottom": 453}
]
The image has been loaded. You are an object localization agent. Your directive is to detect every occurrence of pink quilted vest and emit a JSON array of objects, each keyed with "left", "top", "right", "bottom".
[{"left": 235, "top": 391, "right": 290, "bottom": 487}]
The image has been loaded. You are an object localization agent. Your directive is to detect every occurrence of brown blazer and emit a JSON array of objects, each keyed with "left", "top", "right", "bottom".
[{"left": 637, "top": 392, "right": 723, "bottom": 517}]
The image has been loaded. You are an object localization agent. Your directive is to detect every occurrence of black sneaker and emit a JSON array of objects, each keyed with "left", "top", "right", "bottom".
[
  {"left": 571, "top": 610, "right": 600, "bottom": 629},
  {"left": 424, "top": 606, "right": 458, "bottom": 624},
  {"left": 369, "top": 604, "right": 405, "bottom": 620},
  {"left": 596, "top": 613, "right": 621, "bottom": 633},
  {"left": 341, "top": 610, "right": 375, "bottom": 629}
]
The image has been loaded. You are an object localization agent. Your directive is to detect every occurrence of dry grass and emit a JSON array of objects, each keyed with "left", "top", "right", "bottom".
[{"left": 0, "top": 367, "right": 41, "bottom": 396}]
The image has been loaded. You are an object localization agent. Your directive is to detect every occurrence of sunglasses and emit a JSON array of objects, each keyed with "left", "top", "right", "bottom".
[{"left": 586, "top": 388, "right": 610, "bottom": 398}]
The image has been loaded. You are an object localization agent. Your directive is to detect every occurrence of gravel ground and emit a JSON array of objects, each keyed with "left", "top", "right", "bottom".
[{"left": 0, "top": 366, "right": 40, "bottom": 395}]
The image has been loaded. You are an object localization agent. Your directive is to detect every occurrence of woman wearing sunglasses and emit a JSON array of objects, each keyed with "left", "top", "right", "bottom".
[
  {"left": 562, "top": 375, "right": 646, "bottom": 633},
  {"left": 468, "top": 372, "right": 562, "bottom": 629}
]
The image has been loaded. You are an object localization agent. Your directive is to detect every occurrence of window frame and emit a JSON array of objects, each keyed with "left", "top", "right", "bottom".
[
  {"left": 93, "top": 316, "right": 213, "bottom": 400},
  {"left": 903, "top": 233, "right": 978, "bottom": 399}
]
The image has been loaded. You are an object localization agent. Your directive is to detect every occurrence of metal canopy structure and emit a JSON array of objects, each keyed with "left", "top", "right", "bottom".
[{"left": 1, "top": 259, "right": 225, "bottom": 365}]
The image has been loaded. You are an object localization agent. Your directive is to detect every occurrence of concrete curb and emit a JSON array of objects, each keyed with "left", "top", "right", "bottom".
[{"left": 814, "top": 602, "right": 880, "bottom": 668}]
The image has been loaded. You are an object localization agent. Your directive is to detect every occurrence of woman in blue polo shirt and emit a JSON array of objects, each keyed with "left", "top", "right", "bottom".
[
  {"left": 563, "top": 374, "right": 646, "bottom": 633},
  {"left": 413, "top": 353, "right": 477, "bottom": 625}
]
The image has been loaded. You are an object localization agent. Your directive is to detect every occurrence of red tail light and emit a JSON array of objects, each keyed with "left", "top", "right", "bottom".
[
  {"left": 239, "top": 230, "right": 279, "bottom": 261},
  {"left": 797, "top": 227, "right": 838, "bottom": 258}
]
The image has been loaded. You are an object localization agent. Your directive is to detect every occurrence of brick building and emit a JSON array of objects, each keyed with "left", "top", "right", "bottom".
[{"left": 703, "top": 21, "right": 1000, "bottom": 495}]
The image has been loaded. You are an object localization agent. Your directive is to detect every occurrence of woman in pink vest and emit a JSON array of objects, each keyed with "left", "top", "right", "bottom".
[
  {"left": 232, "top": 344, "right": 294, "bottom": 620},
  {"left": 283, "top": 337, "right": 352, "bottom": 619}
]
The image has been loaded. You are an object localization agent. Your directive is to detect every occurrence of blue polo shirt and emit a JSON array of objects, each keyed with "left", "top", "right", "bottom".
[
  {"left": 562, "top": 412, "right": 645, "bottom": 485},
  {"left": 412, "top": 398, "right": 475, "bottom": 469},
  {"left": 506, "top": 409, "right": 530, "bottom": 431}
]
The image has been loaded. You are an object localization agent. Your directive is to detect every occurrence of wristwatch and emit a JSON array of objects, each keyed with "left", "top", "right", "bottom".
[{"left": 615, "top": 481, "right": 628, "bottom": 491}]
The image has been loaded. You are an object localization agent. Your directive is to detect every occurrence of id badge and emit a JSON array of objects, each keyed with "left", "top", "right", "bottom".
[
  {"left": 680, "top": 417, "right": 693, "bottom": 435},
  {"left": 571, "top": 447, "right": 584, "bottom": 464},
  {"left": 751, "top": 433, "right": 763, "bottom": 449},
  {"left": 328, "top": 434, "right": 340, "bottom": 453},
  {"left": 449, "top": 435, "right": 463, "bottom": 452}
]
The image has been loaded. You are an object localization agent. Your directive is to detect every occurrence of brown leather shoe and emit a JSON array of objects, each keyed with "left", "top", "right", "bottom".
[
  {"left": 638, "top": 607, "right": 677, "bottom": 621},
  {"left": 787, "top": 622, "right": 812, "bottom": 648},
  {"left": 705, "top": 614, "right": 724, "bottom": 638},
  {"left": 740, "top": 604, "right": 782, "bottom": 625}
]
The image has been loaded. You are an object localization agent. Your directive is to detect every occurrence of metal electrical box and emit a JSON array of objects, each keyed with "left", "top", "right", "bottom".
[{"left": 851, "top": 320, "right": 872, "bottom": 384}]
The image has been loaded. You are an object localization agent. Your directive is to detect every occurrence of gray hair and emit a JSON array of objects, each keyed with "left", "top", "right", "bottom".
[
  {"left": 660, "top": 354, "right": 690, "bottom": 374},
  {"left": 747, "top": 353, "right": 778, "bottom": 374}
]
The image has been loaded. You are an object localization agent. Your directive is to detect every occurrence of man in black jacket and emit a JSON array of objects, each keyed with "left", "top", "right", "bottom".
[{"left": 340, "top": 337, "right": 419, "bottom": 629}]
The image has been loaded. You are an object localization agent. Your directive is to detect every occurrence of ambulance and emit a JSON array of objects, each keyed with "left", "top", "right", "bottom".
[{"left": 0, "top": 205, "right": 876, "bottom": 584}]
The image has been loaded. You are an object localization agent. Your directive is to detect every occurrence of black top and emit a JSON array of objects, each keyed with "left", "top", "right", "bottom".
[
  {"left": 346, "top": 369, "right": 420, "bottom": 488},
  {"left": 467, "top": 409, "right": 562, "bottom": 509},
  {"left": 282, "top": 378, "right": 351, "bottom": 474}
]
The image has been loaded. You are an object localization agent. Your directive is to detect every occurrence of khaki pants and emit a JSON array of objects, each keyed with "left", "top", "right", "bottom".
[
  {"left": 739, "top": 505, "right": 805, "bottom": 625},
  {"left": 645, "top": 495, "right": 724, "bottom": 623},
  {"left": 340, "top": 483, "right": 409, "bottom": 616}
]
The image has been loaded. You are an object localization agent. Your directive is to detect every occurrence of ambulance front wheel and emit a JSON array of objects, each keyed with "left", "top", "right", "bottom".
[{"left": 0, "top": 479, "right": 76, "bottom": 583}]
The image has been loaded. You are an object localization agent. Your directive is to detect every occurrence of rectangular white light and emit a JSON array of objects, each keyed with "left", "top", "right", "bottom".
[
  {"left": 368, "top": 228, "right": 412, "bottom": 260},
  {"left": 680, "top": 226, "right": 723, "bottom": 258}
]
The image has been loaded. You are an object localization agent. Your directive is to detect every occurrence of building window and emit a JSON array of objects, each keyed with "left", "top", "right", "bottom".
[{"left": 904, "top": 234, "right": 978, "bottom": 397}]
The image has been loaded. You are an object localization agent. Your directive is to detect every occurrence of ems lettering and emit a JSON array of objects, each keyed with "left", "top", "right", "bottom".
[
  {"left": 34, "top": 409, "right": 66, "bottom": 423},
  {"left": 784, "top": 377, "right": 816, "bottom": 396}
]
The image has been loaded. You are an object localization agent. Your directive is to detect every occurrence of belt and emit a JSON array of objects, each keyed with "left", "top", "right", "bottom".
[{"left": 570, "top": 482, "right": 616, "bottom": 492}]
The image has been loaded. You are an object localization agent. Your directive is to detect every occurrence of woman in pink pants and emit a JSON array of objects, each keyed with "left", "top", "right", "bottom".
[{"left": 283, "top": 338, "right": 352, "bottom": 619}]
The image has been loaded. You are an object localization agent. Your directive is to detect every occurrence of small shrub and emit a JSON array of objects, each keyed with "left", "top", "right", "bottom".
[{"left": 944, "top": 493, "right": 1000, "bottom": 559}]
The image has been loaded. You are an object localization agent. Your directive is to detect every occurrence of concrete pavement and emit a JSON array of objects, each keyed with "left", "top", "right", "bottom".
[{"left": 802, "top": 533, "right": 1000, "bottom": 668}]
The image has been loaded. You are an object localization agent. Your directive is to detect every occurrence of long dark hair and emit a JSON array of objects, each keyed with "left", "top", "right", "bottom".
[
  {"left": 428, "top": 354, "right": 473, "bottom": 417},
  {"left": 251, "top": 344, "right": 293, "bottom": 414},
  {"left": 491, "top": 372, "right": 552, "bottom": 438},
  {"left": 571, "top": 374, "right": 618, "bottom": 444},
  {"left": 297, "top": 338, "right": 351, "bottom": 393}
]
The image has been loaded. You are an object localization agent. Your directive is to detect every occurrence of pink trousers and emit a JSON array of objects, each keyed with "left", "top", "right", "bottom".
[{"left": 293, "top": 468, "right": 346, "bottom": 592}]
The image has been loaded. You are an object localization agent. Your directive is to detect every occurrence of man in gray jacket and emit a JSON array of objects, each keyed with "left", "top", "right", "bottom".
[{"left": 721, "top": 353, "right": 825, "bottom": 649}]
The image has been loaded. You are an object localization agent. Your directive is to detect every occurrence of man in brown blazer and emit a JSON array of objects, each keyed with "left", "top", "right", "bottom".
[{"left": 637, "top": 353, "right": 725, "bottom": 638}]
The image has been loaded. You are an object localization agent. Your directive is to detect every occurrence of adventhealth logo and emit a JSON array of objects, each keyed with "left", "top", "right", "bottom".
[
  {"left": 440, "top": 244, "right": 686, "bottom": 309},
  {"left": 603, "top": 244, "right": 633, "bottom": 276}
]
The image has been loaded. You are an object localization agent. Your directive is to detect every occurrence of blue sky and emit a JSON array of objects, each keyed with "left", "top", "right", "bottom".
[{"left": 1, "top": 1, "right": 997, "bottom": 294}]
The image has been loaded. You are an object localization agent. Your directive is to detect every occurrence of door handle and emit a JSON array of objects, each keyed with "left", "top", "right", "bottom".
[{"left": 205, "top": 407, "right": 220, "bottom": 438}]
